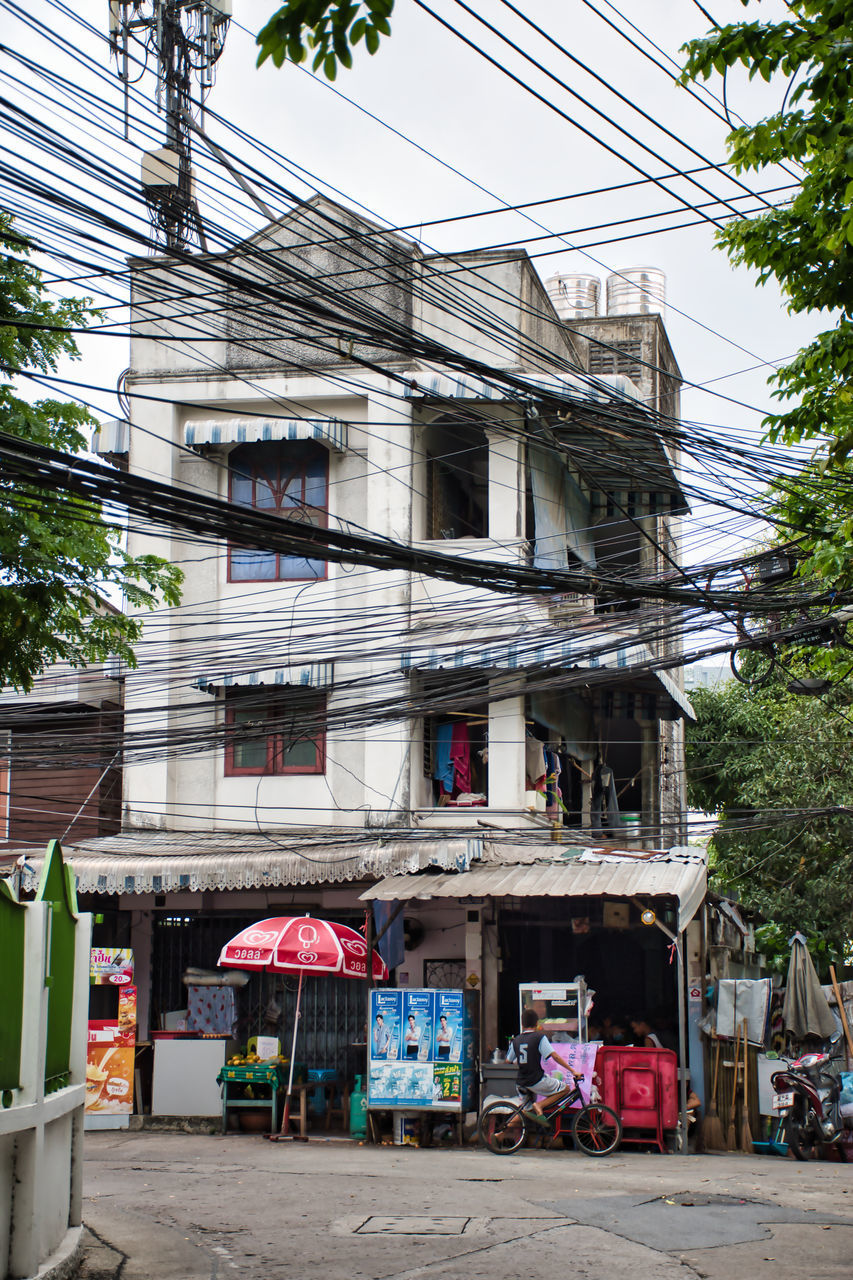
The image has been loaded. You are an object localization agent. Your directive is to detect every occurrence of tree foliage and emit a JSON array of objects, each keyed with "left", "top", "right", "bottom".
[
  {"left": 682, "top": 1, "right": 853, "bottom": 464},
  {"left": 686, "top": 674, "right": 853, "bottom": 969},
  {"left": 0, "top": 214, "right": 182, "bottom": 691},
  {"left": 257, "top": 0, "right": 394, "bottom": 79}
]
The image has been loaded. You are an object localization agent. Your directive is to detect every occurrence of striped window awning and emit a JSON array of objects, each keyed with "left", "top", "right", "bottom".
[
  {"left": 403, "top": 369, "right": 639, "bottom": 406},
  {"left": 193, "top": 662, "right": 334, "bottom": 693},
  {"left": 183, "top": 416, "right": 349, "bottom": 452},
  {"left": 91, "top": 418, "right": 129, "bottom": 455}
]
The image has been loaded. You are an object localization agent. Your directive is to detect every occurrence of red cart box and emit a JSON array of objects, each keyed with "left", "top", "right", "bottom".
[{"left": 596, "top": 1046, "right": 678, "bottom": 1151}]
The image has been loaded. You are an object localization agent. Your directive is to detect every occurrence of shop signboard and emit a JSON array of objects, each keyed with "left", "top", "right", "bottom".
[
  {"left": 368, "top": 989, "right": 474, "bottom": 1112},
  {"left": 86, "top": 948, "right": 136, "bottom": 1116},
  {"left": 89, "top": 947, "right": 134, "bottom": 986}
]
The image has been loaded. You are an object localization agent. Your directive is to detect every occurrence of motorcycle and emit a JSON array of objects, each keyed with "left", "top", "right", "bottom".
[{"left": 771, "top": 1032, "right": 850, "bottom": 1161}]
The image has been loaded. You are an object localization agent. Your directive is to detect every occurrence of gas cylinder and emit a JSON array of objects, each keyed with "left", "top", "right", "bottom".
[{"left": 349, "top": 1074, "right": 368, "bottom": 1138}]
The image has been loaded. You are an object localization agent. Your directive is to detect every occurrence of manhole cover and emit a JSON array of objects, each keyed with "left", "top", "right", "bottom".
[{"left": 356, "top": 1216, "right": 470, "bottom": 1235}]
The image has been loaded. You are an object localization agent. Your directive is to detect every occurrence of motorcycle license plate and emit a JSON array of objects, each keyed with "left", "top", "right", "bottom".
[{"left": 773, "top": 1091, "right": 794, "bottom": 1110}]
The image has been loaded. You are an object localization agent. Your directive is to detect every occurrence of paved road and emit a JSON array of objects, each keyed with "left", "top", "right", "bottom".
[{"left": 80, "top": 1131, "right": 853, "bottom": 1280}]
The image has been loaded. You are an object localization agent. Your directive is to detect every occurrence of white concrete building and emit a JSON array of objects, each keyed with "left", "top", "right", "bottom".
[{"left": 36, "top": 196, "right": 703, "bottom": 1087}]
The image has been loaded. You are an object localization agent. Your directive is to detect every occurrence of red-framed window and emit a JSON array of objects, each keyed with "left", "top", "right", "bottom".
[
  {"left": 228, "top": 441, "right": 328, "bottom": 582},
  {"left": 224, "top": 693, "right": 326, "bottom": 776}
]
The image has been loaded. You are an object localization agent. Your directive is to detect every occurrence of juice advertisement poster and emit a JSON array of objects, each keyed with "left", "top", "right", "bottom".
[
  {"left": 369, "top": 989, "right": 402, "bottom": 1061},
  {"left": 402, "top": 990, "right": 434, "bottom": 1063},
  {"left": 85, "top": 1041, "right": 135, "bottom": 1114},
  {"left": 89, "top": 947, "right": 134, "bottom": 986},
  {"left": 86, "top": 984, "right": 137, "bottom": 1113},
  {"left": 432, "top": 990, "right": 464, "bottom": 1063}
]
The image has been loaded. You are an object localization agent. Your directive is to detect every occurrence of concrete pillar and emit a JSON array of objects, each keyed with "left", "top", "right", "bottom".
[
  {"left": 9, "top": 904, "right": 49, "bottom": 1278},
  {"left": 123, "top": 399, "right": 179, "bottom": 830},
  {"left": 482, "top": 910, "right": 500, "bottom": 1052},
  {"left": 487, "top": 677, "right": 526, "bottom": 809},
  {"left": 485, "top": 429, "right": 524, "bottom": 543},
  {"left": 360, "top": 384, "right": 413, "bottom": 822}
]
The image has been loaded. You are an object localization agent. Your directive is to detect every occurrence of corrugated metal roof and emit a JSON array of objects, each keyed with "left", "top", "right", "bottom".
[
  {"left": 18, "top": 832, "right": 483, "bottom": 897},
  {"left": 361, "top": 844, "right": 707, "bottom": 932}
]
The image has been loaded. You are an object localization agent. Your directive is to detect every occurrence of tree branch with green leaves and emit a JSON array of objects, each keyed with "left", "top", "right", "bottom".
[
  {"left": 257, "top": 0, "right": 394, "bottom": 79},
  {"left": 681, "top": 1, "right": 853, "bottom": 465},
  {"left": 0, "top": 213, "right": 182, "bottom": 691}
]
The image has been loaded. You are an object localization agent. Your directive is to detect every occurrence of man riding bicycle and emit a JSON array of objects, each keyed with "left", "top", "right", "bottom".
[{"left": 507, "top": 1007, "right": 583, "bottom": 1126}]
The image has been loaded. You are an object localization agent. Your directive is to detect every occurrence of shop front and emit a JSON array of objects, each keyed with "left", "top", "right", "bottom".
[{"left": 362, "top": 842, "right": 708, "bottom": 1146}]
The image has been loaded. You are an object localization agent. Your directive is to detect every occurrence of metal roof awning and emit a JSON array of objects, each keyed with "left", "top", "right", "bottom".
[
  {"left": 18, "top": 833, "right": 484, "bottom": 897},
  {"left": 361, "top": 845, "right": 707, "bottom": 933},
  {"left": 183, "top": 416, "right": 349, "bottom": 452}
]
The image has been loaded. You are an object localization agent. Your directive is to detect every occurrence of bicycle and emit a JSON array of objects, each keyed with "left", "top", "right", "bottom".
[{"left": 478, "top": 1075, "right": 622, "bottom": 1157}]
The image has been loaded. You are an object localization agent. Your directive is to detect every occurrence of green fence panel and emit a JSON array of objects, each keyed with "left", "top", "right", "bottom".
[
  {"left": 35, "top": 841, "right": 78, "bottom": 1091},
  {"left": 0, "top": 879, "right": 26, "bottom": 1092}
]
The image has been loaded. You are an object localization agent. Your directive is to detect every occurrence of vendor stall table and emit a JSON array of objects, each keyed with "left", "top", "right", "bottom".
[{"left": 217, "top": 1062, "right": 291, "bottom": 1135}]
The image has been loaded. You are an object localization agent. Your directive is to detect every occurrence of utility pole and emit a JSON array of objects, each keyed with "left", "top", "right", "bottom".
[{"left": 108, "top": 0, "right": 231, "bottom": 251}]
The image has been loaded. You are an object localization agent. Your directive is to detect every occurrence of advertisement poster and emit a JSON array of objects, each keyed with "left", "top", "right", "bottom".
[
  {"left": 87, "top": 948, "right": 136, "bottom": 1117},
  {"left": 432, "top": 991, "right": 464, "bottom": 1063},
  {"left": 432, "top": 1062, "right": 462, "bottom": 1105},
  {"left": 368, "top": 1061, "right": 434, "bottom": 1107},
  {"left": 86, "top": 985, "right": 137, "bottom": 1115},
  {"left": 402, "top": 990, "right": 434, "bottom": 1062},
  {"left": 368, "top": 989, "right": 471, "bottom": 1111},
  {"left": 369, "top": 989, "right": 402, "bottom": 1062},
  {"left": 85, "top": 1040, "right": 135, "bottom": 1114},
  {"left": 541, "top": 1039, "right": 601, "bottom": 1107},
  {"left": 89, "top": 947, "right": 134, "bottom": 986}
]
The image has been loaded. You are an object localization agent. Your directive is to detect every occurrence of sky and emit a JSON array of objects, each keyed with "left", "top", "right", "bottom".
[{"left": 1, "top": 0, "right": 825, "bottom": 566}]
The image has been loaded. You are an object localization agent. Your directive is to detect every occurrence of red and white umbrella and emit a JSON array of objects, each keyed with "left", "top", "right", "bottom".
[
  {"left": 218, "top": 915, "right": 387, "bottom": 980},
  {"left": 218, "top": 915, "right": 387, "bottom": 1138}
]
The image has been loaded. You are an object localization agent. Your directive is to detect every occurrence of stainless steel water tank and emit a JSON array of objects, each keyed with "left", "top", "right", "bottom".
[
  {"left": 545, "top": 272, "right": 601, "bottom": 320},
  {"left": 606, "top": 267, "right": 666, "bottom": 317}
]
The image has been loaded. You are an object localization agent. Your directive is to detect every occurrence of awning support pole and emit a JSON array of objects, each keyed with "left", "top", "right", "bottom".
[{"left": 632, "top": 899, "right": 690, "bottom": 1153}]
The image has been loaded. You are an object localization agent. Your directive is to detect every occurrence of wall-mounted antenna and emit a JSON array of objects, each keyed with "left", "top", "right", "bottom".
[{"left": 108, "top": 0, "right": 231, "bottom": 252}]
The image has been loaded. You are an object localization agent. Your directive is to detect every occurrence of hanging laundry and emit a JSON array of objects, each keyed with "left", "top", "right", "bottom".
[
  {"left": 544, "top": 748, "right": 562, "bottom": 817},
  {"left": 186, "top": 985, "right": 236, "bottom": 1035},
  {"left": 434, "top": 722, "right": 455, "bottom": 794},
  {"left": 591, "top": 761, "right": 620, "bottom": 835},
  {"left": 525, "top": 736, "right": 546, "bottom": 789},
  {"left": 449, "top": 720, "right": 472, "bottom": 795}
]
